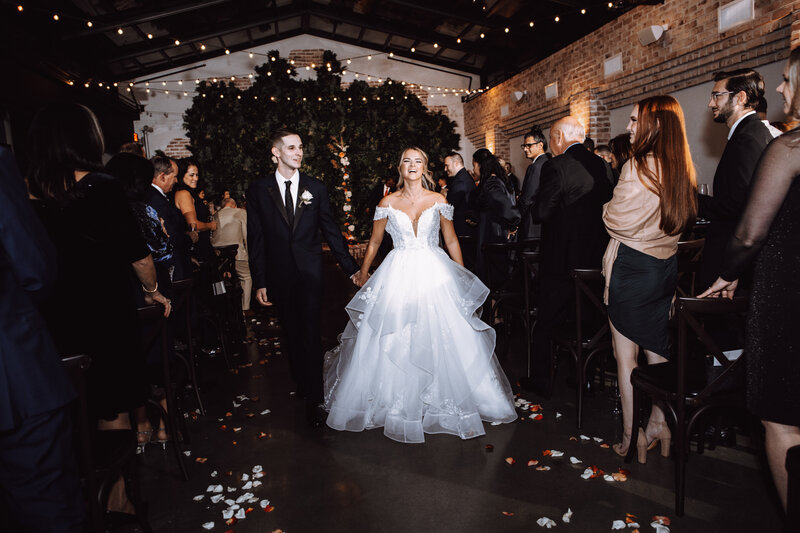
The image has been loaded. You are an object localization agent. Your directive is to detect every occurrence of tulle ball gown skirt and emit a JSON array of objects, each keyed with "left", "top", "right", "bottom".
[{"left": 323, "top": 246, "right": 517, "bottom": 443}]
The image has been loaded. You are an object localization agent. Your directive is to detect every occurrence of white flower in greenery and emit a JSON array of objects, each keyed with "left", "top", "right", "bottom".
[
  {"left": 347, "top": 225, "right": 355, "bottom": 232},
  {"left": 340, "top": 157, "right": 350, "bottom": 166},
  {"left": 343, "top": 204, "right": 352, "bottom": 212},
  {"left": 345, "top": 190, "right": 352, "bottom": 198},
  {"left": 300, "top": 190, "right": 313, "bottom": 205}
]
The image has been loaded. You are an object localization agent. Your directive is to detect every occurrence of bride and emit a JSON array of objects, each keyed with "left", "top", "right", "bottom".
[{"left": 323, "top": 147, "right": 517, "bottom": 443}]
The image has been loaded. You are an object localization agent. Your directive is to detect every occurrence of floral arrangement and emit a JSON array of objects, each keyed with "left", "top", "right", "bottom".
[{"left": 331, "top": 136, "right": 356, "bottom": 240}]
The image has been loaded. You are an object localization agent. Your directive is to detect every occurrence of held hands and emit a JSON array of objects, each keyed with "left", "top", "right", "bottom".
[
  {"left": 351, "top": 271, "right": 369, "bottom": 287},
  {"left": 697, "top": 277, "right": 739, "bottom": 299}
]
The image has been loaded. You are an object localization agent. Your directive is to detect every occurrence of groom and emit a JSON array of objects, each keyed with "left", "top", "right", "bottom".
[{"left": 247, "top": 128, "right": 360, "bottom": 426}]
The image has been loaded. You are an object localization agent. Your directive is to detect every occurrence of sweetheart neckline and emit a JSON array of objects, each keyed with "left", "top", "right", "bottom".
[{"left": 383, "top": 203, "right": 445, "bottom": 238}]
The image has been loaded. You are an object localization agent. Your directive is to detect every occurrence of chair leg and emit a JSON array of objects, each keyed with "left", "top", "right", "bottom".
[
  {"left": 675, "top": 410, "right": 687, "bottom": 516},
  {"left": 624, "top": 386, "right": 642, "bottom": 464},
  {"left": 576, "top": 354, "right": 585, "bottom": 430},
  {"left": 122, "top": 458, "right": 154, "bottom": 533},
  {"left": 175, "top": 351, "right": 205, "bottom": 416}
]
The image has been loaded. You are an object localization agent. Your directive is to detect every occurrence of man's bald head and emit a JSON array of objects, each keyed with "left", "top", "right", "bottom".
[
  {"left": 549, "top": 116, "right": 586, "bottom": 156},
  {"left": 223, "top": 197, "right": 237, "bottom": 208}
]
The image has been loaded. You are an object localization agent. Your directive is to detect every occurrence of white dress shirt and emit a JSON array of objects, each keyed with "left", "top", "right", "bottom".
[
  {"left": 275, "top": 169, "right": 300, "bottom": 214},
  {"left": 151, "top": 183, "right": 167, "bottom": 197}
]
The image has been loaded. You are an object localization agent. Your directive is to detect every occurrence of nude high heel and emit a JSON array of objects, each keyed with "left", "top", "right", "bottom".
[
  {"left": 645, "top": 422, "right": 671, "bottom": 458},
  {"left": 635, "top": 428, "right": 648, "bottom": 464}
]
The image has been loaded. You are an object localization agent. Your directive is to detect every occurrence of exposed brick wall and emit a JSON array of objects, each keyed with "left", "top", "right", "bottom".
[
  {"left": 164, "top": 138, "right": 192, "bottom": 159},
  {"left": 289, "top": 49, "right": 325, "bottom": 67},
  {"left": 428, "top": 105, "right": 449, "bottom": 116},
  {"left": 465, "top": 0, "right": 796, "bottom": 155}
]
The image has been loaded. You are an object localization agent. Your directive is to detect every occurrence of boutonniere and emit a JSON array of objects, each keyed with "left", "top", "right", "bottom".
[{"left": 300, "top": 190, "right": 313, "bottom": 206}]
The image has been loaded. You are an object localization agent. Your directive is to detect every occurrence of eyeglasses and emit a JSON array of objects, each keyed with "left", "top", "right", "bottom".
[
  {"left": 710, "top": 91, "right": 734, "bottom": 101},
  {"left": 520, "top": 142, "right": 540, "bottom": 149}
]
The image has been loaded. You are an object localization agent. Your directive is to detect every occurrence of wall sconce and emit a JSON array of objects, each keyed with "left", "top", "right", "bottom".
[{"left": 638, "top": 24, "right": 669, "bottom": 46}]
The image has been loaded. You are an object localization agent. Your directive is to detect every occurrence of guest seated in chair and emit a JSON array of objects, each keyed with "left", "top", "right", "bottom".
[{"left": 603, "top": 95, "right": 697, "bottom": 462}]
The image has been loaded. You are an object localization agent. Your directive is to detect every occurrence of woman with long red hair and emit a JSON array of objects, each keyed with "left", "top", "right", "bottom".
[{"left": 602, "top": 95, "right": 697, "bottom": 461}]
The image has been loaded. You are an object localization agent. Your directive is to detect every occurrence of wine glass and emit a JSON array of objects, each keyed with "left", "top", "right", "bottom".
[{"left": 698, "top": 183, "right": 709, "bottom": 196}]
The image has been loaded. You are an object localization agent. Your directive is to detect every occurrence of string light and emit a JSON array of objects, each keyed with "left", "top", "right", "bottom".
[
  {"left": 200, "top": 44, "right": 206, "bottom": 50},
  {"left": 147, "top": 33, "right": 153, "bottom": 39},
  {"left": 86, "top": 21, "right": 92, "bottom": 27},
  {"left": 53, "top": 14, "right": 59, "bottom": 21},
  {"left": 174, "top": 39, "right": 181, "bottom": 45},
  {"left": 17, "top": 5, "right": 23, "bottom": 12},
  {"left": 117, "top": 28, "right": 123, "bottom": 34},
  {"left": 225, "top": 49, "right": 230, "bottom": 54},
  {"left": 554, "top": 16, "right": 560, "bottom": 22}
]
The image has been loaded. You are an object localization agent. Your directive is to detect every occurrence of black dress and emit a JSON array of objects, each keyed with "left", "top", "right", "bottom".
[
  {"left": 719, "top": 130, "right": 800, "bottom": 426},
  {"left": 33, "top": 173, "right": 149, "bottom": 421},
  {"left": 469, "top": 174, "right": 520, "bottom": 286},
  {"left": 176, "top": 185, "right": 215, "bottom": 263}
]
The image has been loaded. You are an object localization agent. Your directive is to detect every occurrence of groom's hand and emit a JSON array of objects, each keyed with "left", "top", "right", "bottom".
[{"left": 256, "top": 288, "right": 270, "bottom": 306}]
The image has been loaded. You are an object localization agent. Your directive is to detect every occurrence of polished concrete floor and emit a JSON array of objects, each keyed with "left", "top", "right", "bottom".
[{"left": 134, "top": 266, "right": 786, "bottom": 533}]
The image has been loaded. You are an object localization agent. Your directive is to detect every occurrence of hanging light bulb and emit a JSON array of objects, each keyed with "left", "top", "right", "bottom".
[
  {"left": 225, "top": 49, "right": 230, "bottom": 54},
  {"left": 174, "top": 39, "right": 181, "bottom": 45},
  {"left": 249, "top": 52, "right": 254, "bottom": 58},
  {"left": 117, "top": 28, "right": 123, "bottom": 34},
  {"left": 53, "top": 14, "right": 59, "bottom": 21},
  {"left": 87, "top": 21, "right": 93, "bottom": 27},
  {"left": 147, "top": 33, "right": 153, "bottom": 39},
  {"left": 200, "top": 44, "right": 206, "bottom": 50}
]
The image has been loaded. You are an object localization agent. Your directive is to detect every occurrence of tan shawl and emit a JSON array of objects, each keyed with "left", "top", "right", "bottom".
[{"left": 602, "top": 157, "right": 680, "bottom": 302}]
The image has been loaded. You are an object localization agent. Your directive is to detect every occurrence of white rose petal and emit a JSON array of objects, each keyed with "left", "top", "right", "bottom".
[
  {"left": 193, "top": 495, "right": 205, "bottom": 502},
  {"left": 252, "top": 480, "right": 262, "bottom": 487},
  {"left": 260, "top": 499, "right": 271, "bottom": 508},
  {"left": 580, "top": 434, "right": 591, "bottom": 441},
  {"left": 234, "top": 508, "right": 246, "bottom": 520},
  {"left": 556, "top": 412, "right": 563, "bottom": 419},
  {"left": 550, "top": 450, "right": 564, "bottom": 457},
  {"left": 650, "top": 524, "right": 670, "bottom": 533},
  {"left": 224, "top": 499, "right": 235, "bottom": 506},
  {"left": 627, "top": 522, "right": 640, "bottom": 528},
  {"left": 612, "top": 520, "right": 626, "bottom": 530},
  {"left": 603, "top": 474, "right": 615, "bottom": 482},
  {"left": 210, "top": 470, "right": 218, "bottom": 478},
  {"left": 202, "top": 522, "right": 215, "bottom": 530},
  {"left": 222, "top": 509, "right": 234, "bottom": 520},
  {"left": 253, "top": 471, "right": 265, "bottom": 478},
  {"left": 562, "top": 508, "right": 573, "bottom": 523},
  {"left": 580, "top": 468, "right": 594, "bottom": 479},
  {"left": 593, "top": 437, "right": 603, "bottom": 443},
  {"left": 252, "top": 465, "right": 263, "bottom": 473},
  {"left": 183, "top": 450, "right": 192, "bottom": 456},
  {"left": 210, "top": 494, "right": 224, "bottom": 503},
  {"left": 260, "top": 409, "right": 271, "bottom": 415},
  {"left": 242, "top": 481, "right": 253, "bottom": 490},
  {"left": 570, "top": 456, "right": 582, "bottom": 464},
  {"left": 536, "top": 517, "right": 557, "bottom": 528}
]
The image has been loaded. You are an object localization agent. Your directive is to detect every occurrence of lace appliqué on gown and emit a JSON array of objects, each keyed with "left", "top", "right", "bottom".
[{"left": 324, "top": 202, "right": 516, "bottom": 443}]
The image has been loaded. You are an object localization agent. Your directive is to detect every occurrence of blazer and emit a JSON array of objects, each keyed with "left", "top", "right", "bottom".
[
  {"left": 518, "top": 153, "right": 550, "bottom": 240},
  {"left": 698, "top": 113, "right": 773, "bottom": 287},
  {"left": 0, "top": 147, "right": 74, "bottom": 431},
  {"left": 447, "top": 167, "right": 477, "bottom": 237},
  {"left": 532, "top": 143, "right": 613, "bottom": 279},
  {"left": 212, "top": 206, "right": 248, "bottom": 261},
  {"left": 246, "top": 172, "right": 359, "bottom": 303}
]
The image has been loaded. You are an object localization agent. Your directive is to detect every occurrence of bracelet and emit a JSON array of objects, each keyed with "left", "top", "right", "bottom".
[{"left": 142, "top": 282, "right": 158, "bottom": 294}]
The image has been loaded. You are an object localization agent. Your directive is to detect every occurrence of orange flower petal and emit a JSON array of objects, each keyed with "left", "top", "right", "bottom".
[
  {"left": 485, "top": 445, "right": 494, "bottom": 452},
  {"left": 531, "top": 404, "right": 542, "bottom": 412},
  {"left": 533, "top": 414, "right": 543, "bottom": 420},
  {"left": 600, "top": 443, "right": 610, "bottom": 449},
  {"left": 527, "top": 459, "right": 539, "bottom": 467},
  {"left": 264, "top": 505, "right": 275, "bottom": 512},
  {"left": 542, "top": 450, "right": 552, "bottom": 456},
  {"left": 505, "top": 457, "right": 516, "bottom": 465},
  {"left": 195, "top": 457, "right": 208, "bottom": 463},
  {"left": 569, "top": 436, "right": 578, "bottom": 441},
  {"left": 651, "top": 516, "right": 670, "bottom": 525},
  {"left": 501, "top": 511, "right": 514, "bottom": 516},
  {"left": 225, "top": 412, "right": 233, "bottom": 417}
]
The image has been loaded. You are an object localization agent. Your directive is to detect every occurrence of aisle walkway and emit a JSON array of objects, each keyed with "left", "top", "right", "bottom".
[{"left": 135, "top": 264, "right": 783, "bottom": 533}]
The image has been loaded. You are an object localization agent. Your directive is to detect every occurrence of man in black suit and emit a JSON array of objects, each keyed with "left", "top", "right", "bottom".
[
  {"left": 444, "top": 152, "right": 477, "bottom": 270},
  {"left": 247, "top": 129, "right": 360, "bottom": 425},
  {"left": 145, "top": 155, "right": 194, "bottom": 281},
  {"left": 698, "top": 68, "right": 774, "bottom": 293},
  {"left": 518, "top": 127, "right": 550, "bottom": 241},
  {"left": 528, "top": 117, "right": 613, "bottom": 397},
  {"left": 0, "top": 147, "right": 83, "bottom": 531}
]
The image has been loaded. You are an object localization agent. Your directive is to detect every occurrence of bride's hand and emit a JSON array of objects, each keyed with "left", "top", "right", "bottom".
[{"left": 352, "top": 271, "right": 369, "bottom": 287}]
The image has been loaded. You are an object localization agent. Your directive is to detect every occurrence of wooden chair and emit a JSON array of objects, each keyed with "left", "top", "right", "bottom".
[
  {"left": 520, "top": 250, "right": 541, "bottom": 383},
  {"left": 137, "top": 305, "right": 190, "bottom": 481},
  {"left": 550, "top": 269, "right": 612, "bottom": 429},
  {"left": 676, "top": 238, "right": 704, "bottom": 297},
  {"left": 170, "top": 278, "right": 206, "bottom": 414},
  {"left": 62, "top": 354, "right": 153, "bottom": 533},
  {"left": 624, "top": 296, "right": 748, "bottom": 516}
]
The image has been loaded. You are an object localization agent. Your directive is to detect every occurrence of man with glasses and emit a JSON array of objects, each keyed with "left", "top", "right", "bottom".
[
  {"left": 518, "top": 127, "right": 550, "bottom": 241},
  {"left": 699, "top": 69, "right": 774, "bottom": 294}
]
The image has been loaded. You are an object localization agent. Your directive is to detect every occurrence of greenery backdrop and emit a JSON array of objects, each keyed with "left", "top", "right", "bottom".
[{"left": 183, "top": 50, "right": 461, "bottom": 240}]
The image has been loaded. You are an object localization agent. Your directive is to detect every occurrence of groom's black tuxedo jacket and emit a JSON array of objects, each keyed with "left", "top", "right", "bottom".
[{"left": 247, "top": 172, "right": 359, "bottom": 302}]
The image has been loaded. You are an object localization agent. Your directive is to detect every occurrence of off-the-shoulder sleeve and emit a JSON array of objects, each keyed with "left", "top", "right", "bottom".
[
  {"left": 373, "top": 206, "right": 391, "bottom": 220},
  {"left": 438, "top": 202, "right": 454, "bottom": 220}
]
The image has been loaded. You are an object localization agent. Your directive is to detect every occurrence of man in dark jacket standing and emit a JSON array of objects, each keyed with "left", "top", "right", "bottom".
[
  {"left": 698, "top": 69, "right": 774, "bottom": 293},
  {"left": 528, "top": 117, "right": 613, "bottom": 397},
  {"left": 518, "top": 126, "right": 550, "bottom": 241},
  {"left": 444, "top": 152, "right": 477, "bottom": 271}
]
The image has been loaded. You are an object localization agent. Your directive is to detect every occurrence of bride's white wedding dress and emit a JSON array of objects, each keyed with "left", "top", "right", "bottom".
[{"left": 323, "top": 202, "right": 517, "bottom": 443}]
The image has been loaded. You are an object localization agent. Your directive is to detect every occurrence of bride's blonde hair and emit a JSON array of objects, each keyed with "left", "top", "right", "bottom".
[{"left": 396, "top": 147, "right": 436, "bottom": 190}]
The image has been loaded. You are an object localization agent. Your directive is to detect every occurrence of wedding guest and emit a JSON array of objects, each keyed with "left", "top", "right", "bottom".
[
  {"left": 698, "top": 68, "right": 773, "bottom": 294},
  {"left": 146, "top": 156, "right": 193, "bottom": 281},
  {"left": 608, "top": 133, "right": 632, "bottom": 172},
  {"left": 119, "top": 141, "right": 146, "bottom": 157},
  {"left": 497, "top": 158, "right": 520, "bottom": 196},
  {"left": 756, "top": 96, "right": 784, "bottom": 137},
  {"left": 175, "top": 159, "right": 217, "bottom": 263},
  {"left": 699, "top": 48, "right": 800, "bottom": 511},
  {"left": 469, "top": 148, "right": 520, "bottom": 286},
  {"left": 27, "top": 102, "right": 170, "bottom": 428},
  {"left": 0, "top": 146, "right": 83, "bottom": 532},
  {"left": 437, "top": 176, "right": 449, "bottom": 197},
  {"left": 105, "top": 152, "right": 173, "bottom": 447},
  {"left": 518, "top": 127, "right": 550, "bottom": 241},
  {"left": 444, "top": 151, "right": 477, "bottom": 271},
  {"left": 212, "top": 197, "right": 254, "bottom": 313},
  {"left": 528, "top": 116, "right": 613, "bottom": 397},
  {"left": 603, "top": 95, "right": 697, "bottom": 462},
  {"left": 594, "top": 145, "right": 613, "bottom": 164}
]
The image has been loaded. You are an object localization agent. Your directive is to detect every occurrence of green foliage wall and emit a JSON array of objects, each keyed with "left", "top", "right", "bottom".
[{"left": 183, "top": 50, "right": 461, "bottom": 239}]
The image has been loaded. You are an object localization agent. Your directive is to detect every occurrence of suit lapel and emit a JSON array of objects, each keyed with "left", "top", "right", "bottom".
[
  {"left": 292, "top": 175, "right": 309, "bottom": 232},
  {"left": 266, "top": 179, "right": 290, "bottom": 227}
]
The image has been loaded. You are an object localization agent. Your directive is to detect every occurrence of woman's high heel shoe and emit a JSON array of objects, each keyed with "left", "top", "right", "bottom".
[
  {"left": 614, "top": 429, "right": 649, "bottom": 464},
  {"left": 136, "top": 430, "right": 151, "bottom": 454},
  {"left": 644, "top": 423, "right": 671, "bottom": 458},
  {"left": 152, "top": 427, "right": 169, "bottom": 449}
]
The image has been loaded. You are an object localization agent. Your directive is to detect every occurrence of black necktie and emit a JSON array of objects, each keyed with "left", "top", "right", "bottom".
[{"left": 284, "top": 180, "right": 294, "bottom": 226}]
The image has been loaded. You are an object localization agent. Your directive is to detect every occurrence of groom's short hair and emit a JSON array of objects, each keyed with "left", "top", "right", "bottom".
[{"left": 270, "top": 128, "right": 301, "bottom": 149}]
